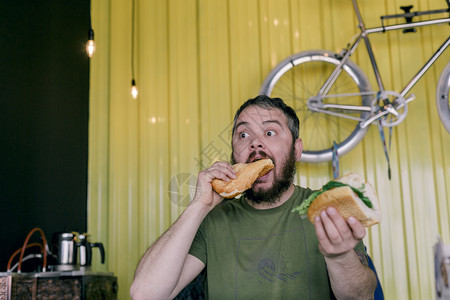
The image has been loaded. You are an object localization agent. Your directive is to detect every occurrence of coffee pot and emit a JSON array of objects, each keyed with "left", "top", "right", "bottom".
[
  {"left": 52, "top": 232, "right": 77, "bottom": 269},
  {"left": 52, "top": 232, "right": 105, "bottom": 270},
  {"left": 78, "top": 234, "right": 105, "bottom": 268}
]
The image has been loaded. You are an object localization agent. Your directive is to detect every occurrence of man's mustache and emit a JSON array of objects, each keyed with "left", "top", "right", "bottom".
[{"left": 247, "top": 151, "right": 274, "bottom": 164}]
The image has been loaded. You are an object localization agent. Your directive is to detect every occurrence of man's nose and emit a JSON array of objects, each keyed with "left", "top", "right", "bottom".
[{"left": 249, "top": 135, "right": 264, "bottom": 149}]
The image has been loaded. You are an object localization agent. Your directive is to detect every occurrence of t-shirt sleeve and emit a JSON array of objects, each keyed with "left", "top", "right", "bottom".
[{"left": 188, "top": 221, "right": 207, "bottom": 265}]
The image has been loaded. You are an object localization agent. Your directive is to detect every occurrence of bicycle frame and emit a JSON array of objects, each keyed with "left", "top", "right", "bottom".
[{"left": 316, "top": 0, "right": 450, "bottom": 127}]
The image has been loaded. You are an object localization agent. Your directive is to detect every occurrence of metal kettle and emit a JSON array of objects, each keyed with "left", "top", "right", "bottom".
[
  {"left": 78, "top": 234, "right": 105, "bottom": 267},
  {"left": 53, "top": 232, "right": 78, "bottom": 266},
  {"left": 52, "top": 232, "right": 79, "bottom": 270}
]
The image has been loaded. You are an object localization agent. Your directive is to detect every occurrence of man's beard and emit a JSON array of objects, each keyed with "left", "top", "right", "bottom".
[{"left": 237, "top": 146, "right": 297, "bottom": 205}]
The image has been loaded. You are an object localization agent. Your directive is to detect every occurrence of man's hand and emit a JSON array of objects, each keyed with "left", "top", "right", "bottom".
[
  {"left": 314, "top": 207, "right": 377, "bottom": 299},
  {"left": 314, "top": 206, "right": 366, "bottom": 258},
  {"left": 193, "top": 161, "right": 236, "bottom": 209}
]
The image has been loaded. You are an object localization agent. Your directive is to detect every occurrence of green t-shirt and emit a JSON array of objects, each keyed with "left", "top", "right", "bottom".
[{"left": 189, "top": 185, "right": 367, "bottom": 299}]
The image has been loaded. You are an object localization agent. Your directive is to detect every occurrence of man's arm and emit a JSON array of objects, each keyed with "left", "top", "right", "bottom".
[
  {"left": 130, "top": 162, "right": 236, "bottom": 300},
  {"left": 315, "top": 207, "right": 377, "bottom": 300}
]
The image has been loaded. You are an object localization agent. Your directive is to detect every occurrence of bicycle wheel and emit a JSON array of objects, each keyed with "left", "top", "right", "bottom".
[
  {"left": 260, "top": 50, "right": 373, "bottom": 163},
  {"left": 436, "top": 62, "right": 450, "bottom": 133}
]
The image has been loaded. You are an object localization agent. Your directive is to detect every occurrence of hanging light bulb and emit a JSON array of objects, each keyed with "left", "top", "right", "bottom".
[
  {"left": 131, "top": 79, "right": 138, "bottom": 99},
  {"left": 130, "top": 0, "right": 138, "bottom": 99},
  {"left": 86, "top": 0, "right": 96, "bottom": 58},
  {"left": 86, "top": 28, "right": 96, "bottom": 58}
]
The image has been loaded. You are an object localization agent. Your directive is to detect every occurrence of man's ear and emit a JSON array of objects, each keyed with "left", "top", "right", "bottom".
[{"left": 294, "top": 138, "right": 303, "bottom": 161}]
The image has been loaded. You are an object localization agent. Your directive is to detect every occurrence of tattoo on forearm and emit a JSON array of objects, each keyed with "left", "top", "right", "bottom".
[{"left": 355, "top": 250, "right": 369, "bottom": 266}]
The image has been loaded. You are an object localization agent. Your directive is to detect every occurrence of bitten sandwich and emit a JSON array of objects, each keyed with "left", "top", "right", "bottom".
[
  {"left": 292, "top": 173, "right": 381, "bottom": 227},
  {"left": 211, "top": 158, "right": 274, "bottom": 199}
]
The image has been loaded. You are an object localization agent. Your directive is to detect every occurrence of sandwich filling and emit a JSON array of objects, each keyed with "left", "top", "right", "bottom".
[{"left": 292, "top": 181, "right": 373, "bottom": 216}]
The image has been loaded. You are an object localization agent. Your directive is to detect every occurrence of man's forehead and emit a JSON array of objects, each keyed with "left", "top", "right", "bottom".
[{"left": 236, "top": 105, "right": 284, "bottom": 123}]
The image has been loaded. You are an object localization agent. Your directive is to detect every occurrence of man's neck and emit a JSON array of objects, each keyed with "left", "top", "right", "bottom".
[{"left": 246, "top": 184, "right": 296, "bottom": 210}]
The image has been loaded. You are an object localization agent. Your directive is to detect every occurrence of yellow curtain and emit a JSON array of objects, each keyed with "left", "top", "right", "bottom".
[{"left": 88, "top": 0, "right": 450, "bottom": 299}]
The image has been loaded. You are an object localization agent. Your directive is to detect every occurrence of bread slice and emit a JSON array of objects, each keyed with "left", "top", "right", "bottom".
[
  {"left": 211, "top": 159, "right": 274, "bottom": 199},
  {"left": 307, "top": 173, "right": 381, "bottom": 227}
]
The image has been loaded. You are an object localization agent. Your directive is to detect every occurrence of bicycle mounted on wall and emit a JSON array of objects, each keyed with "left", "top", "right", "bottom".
[{"left": 260, "top": 0, "right": 450, "bottom": 164}]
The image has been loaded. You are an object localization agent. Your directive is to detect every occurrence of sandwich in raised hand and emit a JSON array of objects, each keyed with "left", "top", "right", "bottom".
[
  {"left": 292, "top": 173, "right": 381, "bottom": 227},
  {"left": 212, "top": 158, "right": 274, "bottom": 199}
]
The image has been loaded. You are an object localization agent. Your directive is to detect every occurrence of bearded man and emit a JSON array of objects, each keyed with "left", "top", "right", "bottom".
[{"left": 130, "top": 95, "right": 377, "bottom": 300}]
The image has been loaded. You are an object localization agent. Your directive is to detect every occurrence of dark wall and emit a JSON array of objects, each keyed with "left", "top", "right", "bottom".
[{"left": 0, "top": 1, "right": 90, "bottom": 271}]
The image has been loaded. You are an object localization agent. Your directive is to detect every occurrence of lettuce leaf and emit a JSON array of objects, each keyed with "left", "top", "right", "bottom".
[
  {"left": 291, "top": 190, "right": 322, "bottom": 216},
  {"left": 292, "top": 181, "right": 373, "bottom": 216}
]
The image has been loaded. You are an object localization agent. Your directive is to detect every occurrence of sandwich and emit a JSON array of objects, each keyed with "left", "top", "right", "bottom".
[
  {"left": 292, "top": 173, "right": 381, "bottom": 227},
  {"left": 212, "top": 158, "right": 274, "bottom": 199}
]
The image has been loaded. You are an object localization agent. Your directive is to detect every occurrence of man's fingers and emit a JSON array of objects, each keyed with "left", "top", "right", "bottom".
[
  {"left": 314, "top": 208, "right": 367, "bottom": 258},
  {"left": 326, "top": 207, "right": 352, "bottom": 239},
  {"left": 314, "top": 213, "right": 339, "bottom": 253},
  {"left": 318, "top": 207, "right": 366, "bottom": 242},
  {"left": 209, "top": 161, "right": 236, "bottom": 181},
  {"left": 200, "top": 161, "right": 236, "bottom": 183},
  {"left": 319, "top": 209, "right": 342, "bottom": 243},
  {"left": 347, "top": 217, "right": 366, "bottom": 240},
  {"left": 314, "top": 215, "right": 331, "bottom": 247}
]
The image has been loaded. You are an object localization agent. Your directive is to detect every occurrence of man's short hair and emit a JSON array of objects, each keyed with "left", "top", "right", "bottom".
[{"left": 232, "top": 95, "right": 300, "bottom": 141}]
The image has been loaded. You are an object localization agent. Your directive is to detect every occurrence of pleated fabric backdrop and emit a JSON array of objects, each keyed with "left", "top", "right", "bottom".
[{"left": 88, "top": 0, "right": 450, "bottom": 298}]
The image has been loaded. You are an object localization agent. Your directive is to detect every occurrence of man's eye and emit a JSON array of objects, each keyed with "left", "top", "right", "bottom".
[
  {"left": 266, "top": 130, "right": 276, "bottom": 137},
  {"left": 240, "top": 132, "right": 249, "bottom": 139}
]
